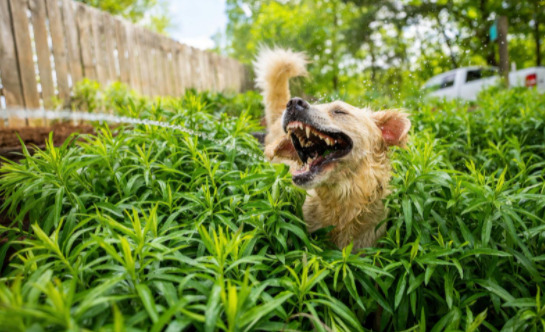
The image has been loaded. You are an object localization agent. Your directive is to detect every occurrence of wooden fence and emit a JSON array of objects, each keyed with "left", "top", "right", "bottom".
[{"left": 0, "top": 0, "right": 249, "bottom": 127}]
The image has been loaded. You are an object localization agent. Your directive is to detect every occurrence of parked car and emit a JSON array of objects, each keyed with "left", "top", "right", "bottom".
[{"left": 422, "top": 66, "right": 545, "bottom": 100}]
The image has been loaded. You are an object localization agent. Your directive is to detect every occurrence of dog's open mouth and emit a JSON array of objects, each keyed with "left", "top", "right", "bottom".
[{"left": 286, "top": 121, "right": 353, "bottom": 183}]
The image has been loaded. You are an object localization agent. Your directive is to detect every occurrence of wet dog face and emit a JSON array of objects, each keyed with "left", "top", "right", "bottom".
[{"left": 272, "top": 97, "right": 411, "bottom": 189}]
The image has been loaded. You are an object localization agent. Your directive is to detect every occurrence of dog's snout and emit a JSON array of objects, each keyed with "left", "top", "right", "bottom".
[
  {"left": 283, "top": 97, "right": 311, "bottom": 132},
  {"left": 287, "top": 97, "right": 309, "bottom": 111}
]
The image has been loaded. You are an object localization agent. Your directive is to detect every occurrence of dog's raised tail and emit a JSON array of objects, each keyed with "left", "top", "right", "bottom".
[{"left": 254, "top": 48, "right": 307, "bottom": 127}]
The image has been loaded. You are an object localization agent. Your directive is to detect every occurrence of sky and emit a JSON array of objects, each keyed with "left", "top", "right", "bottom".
[{"left": 166, "top": 0, "right": 228, "bottom": 50}]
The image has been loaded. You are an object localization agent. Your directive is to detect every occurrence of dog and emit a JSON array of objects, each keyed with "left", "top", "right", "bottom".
[{"left": 254, "top": 48, "right": 411, "bottom": 250}]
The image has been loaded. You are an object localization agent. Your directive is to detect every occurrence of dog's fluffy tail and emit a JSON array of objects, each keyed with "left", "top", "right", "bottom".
[{"left": 254, "top": 47, "right": 307, "bottom": 128}]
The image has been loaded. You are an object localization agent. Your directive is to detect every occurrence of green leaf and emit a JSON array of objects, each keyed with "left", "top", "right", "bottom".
[
  {"left": 240, "top": 292, "right": 293, "bottom": 330},
  {"left": 395, "top": 272, "right": 407, "bottom": 309},
  {"left": 136, "top": 284, "right": 159, "bottom": 323}
]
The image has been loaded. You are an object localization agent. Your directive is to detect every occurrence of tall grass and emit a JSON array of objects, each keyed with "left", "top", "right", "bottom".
[{"left": 0, "top": 87, "right": 544, "bottom": 331}]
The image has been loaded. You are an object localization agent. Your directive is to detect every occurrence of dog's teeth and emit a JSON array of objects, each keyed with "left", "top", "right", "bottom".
[{"left": 305, "top": 126, "right": 311, "bottom": 138}]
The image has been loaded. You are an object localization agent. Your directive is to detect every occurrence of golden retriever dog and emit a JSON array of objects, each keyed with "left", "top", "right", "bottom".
[{"left": 254, "top": 48, "right": 411, "bottom": 250}]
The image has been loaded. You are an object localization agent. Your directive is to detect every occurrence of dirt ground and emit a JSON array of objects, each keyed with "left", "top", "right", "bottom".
[{"left": 0, "top": 123, "right": 95, "bottom": 161}]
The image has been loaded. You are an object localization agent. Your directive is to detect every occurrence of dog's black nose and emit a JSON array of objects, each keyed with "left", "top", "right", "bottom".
[
  {"left": 287, "top": 97, "right": 309, "bottom": 111},
  {"left": 283, "top": 97, "right": 310, "bottom": 132}
]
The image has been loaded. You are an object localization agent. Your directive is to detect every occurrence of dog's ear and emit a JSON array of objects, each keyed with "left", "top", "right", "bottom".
[
  {"left": 371, "top": 110, "right": 411, "bottom": 147},
  {"left": 265, "top": 136, "right": 299, "bottom": 161}
]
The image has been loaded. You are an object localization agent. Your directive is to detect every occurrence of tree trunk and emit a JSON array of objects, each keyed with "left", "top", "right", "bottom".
[{"left": 498, "top": 16, "right": 509, "bottom": 86}]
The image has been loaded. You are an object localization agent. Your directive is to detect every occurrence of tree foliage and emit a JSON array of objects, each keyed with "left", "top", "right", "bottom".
[{"left": 221, "top": 0, "right": 544, "bottom": 96}]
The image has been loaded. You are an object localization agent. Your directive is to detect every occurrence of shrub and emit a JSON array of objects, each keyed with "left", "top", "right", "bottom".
[{"left": 0, "top": 88, "right": 544, "bottom": 331}]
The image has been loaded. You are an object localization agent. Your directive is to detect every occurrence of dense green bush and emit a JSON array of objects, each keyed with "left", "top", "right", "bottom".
[{"left": 1, "top": 88, "right": 544, "bottom": 331}]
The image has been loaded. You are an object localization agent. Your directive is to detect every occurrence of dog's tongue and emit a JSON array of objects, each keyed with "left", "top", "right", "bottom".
[
  {"left": 293, "top": 155, "right": 326, "bottom": 175},
  {"left": 310, "top": 155, "right": 325, "bottom": 167},
  {"left": 294, "top": 163, "right": 310, "bottom": 175}
]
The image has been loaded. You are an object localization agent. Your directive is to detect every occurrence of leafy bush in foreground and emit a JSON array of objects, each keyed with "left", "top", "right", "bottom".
[{"left": 0, "top": 89, "right": 544, "bottom": 331}]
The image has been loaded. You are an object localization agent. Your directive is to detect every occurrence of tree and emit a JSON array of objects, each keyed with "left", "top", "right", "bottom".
[
  {"left": 223, "top": 0, "right": 357, "bottom": 95},
  {"left": 76, "top": 0, "right": 171, "bottom": 34},
  {"left": 221, "top": 0, "right": 544, "bottom": 98}
]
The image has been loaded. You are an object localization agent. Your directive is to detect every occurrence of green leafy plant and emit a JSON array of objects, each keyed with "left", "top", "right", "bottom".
[{"left": 0, "top": 88, "right": 544, "bottom": 331}]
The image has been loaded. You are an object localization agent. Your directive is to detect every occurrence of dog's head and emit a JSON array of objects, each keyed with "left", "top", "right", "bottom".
[{"left": 271, "top": 97, "right": 411, "bottom": 189}]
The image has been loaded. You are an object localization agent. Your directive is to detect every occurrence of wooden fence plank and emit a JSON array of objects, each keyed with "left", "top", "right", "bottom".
[
  {"left": 185, "top": 45, "right": 194, "bottom": 90},
  {"left": 10, "top": 0, "right": 41, "bottom": 112},
  {"left": 0, "top": 0, "right": 26, "bottom": 127},
  {"left": 161, "top": 39, "right": 171, "bottom": 96},
  {"left": 60, "top": 0, "right": 82, "bottom": 86},
  {"left": 200, "top": 51, "right": 209, "bottom": 91},
  {"left": 214, "top": 55, "right": 221, "bottom": 91},
  {"left": 145, "top": 30, "right": 155, "bottom": 96},
  {"left": 210, "top": 53, "right": 218, "bottom": 92},
  {"left": 190, "top": 47, "right": 199, "bottom": 90},
  {"left": 177, "top": 44, "right": 187, "bottom": 94},
  {"left": 204, "top": 51, "right": 211, "bottom": 91},
  {"left": 152, "top": 32, "right": 162, "bottom": 96},
  {"left": 45, "top": 0, "right": 70, "bottom": 104},
  {"left": 137, "top": 28, "right": 150, "bottom": 96},
  {"left": 179, "top": 45, "right": 191, "bottom": 93},
  {"left": 101, "top": 13, "right": 116, "bottom": 83},
  {"left": 90, "top": 8, "right": 106, "bottom": 86},
  {"left": 152, "top": 33, "right": 162, "bottom": 96},
  {"left": 133, "top": 27, "right": 144, "bottom": 95},
  {"left": 191, "top": 48, "right": 200, "bottom": 91},
  {"left": 200, "top": 51, "right": 208, "bottom": 91},
  {"left": 227, "top": 58, "right": 233, "bottom": 92},
  {"left": 109, "top": 15, "right": 119, "bottom": 82},
  {"left": 126, "top": 24, "right": 141, "bottom": 93},
  {"left": 76, "top": 3, "right": 97, "bottom": 80},
  {"left": 115, "top": 19, "right": 130, "bottom": 85},
  {"left": 0, "top": 0, "right": 24, "bottom": 107},
  {"left": 170, "top": 41, "right": 181, "bottom": 96},
  {"left": 185, "top": 46, "right": 193, "bottom": 90},
  {"left": 151, "top": 35, "right": 160, "bottom": 96},
  {"left": 216, "top": 56, "right": 224, "bottom": 92},
  {"left": 29, "top": 0, "right": 55, "bottom": 109}
]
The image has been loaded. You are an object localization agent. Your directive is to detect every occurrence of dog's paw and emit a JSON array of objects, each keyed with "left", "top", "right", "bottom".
[{"left": 265, "top": 136, "right": 298, "bottom": 162}]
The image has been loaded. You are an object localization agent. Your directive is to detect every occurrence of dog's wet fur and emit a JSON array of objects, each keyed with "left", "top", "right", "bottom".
[{"left": 254, "top": 48, "right": 411, "bottom": 250}]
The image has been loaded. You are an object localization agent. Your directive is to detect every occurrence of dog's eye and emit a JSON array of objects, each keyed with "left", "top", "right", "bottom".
[{"left": 333, "top": 109, "right": 348, "bottom": 115}]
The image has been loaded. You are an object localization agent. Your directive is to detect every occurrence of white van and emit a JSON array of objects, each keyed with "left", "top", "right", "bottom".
[{"left": 422, "top": 66, "right": 545, "bottom": 100}]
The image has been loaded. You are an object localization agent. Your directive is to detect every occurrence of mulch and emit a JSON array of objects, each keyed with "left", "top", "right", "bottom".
[{"left": 0, "top": 123, "right": 96, "bottom": 161}]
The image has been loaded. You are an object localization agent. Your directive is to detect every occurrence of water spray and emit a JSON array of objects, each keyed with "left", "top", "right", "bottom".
[{"left": 2, "top": 108, "right": 267, "bottom": 162}]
